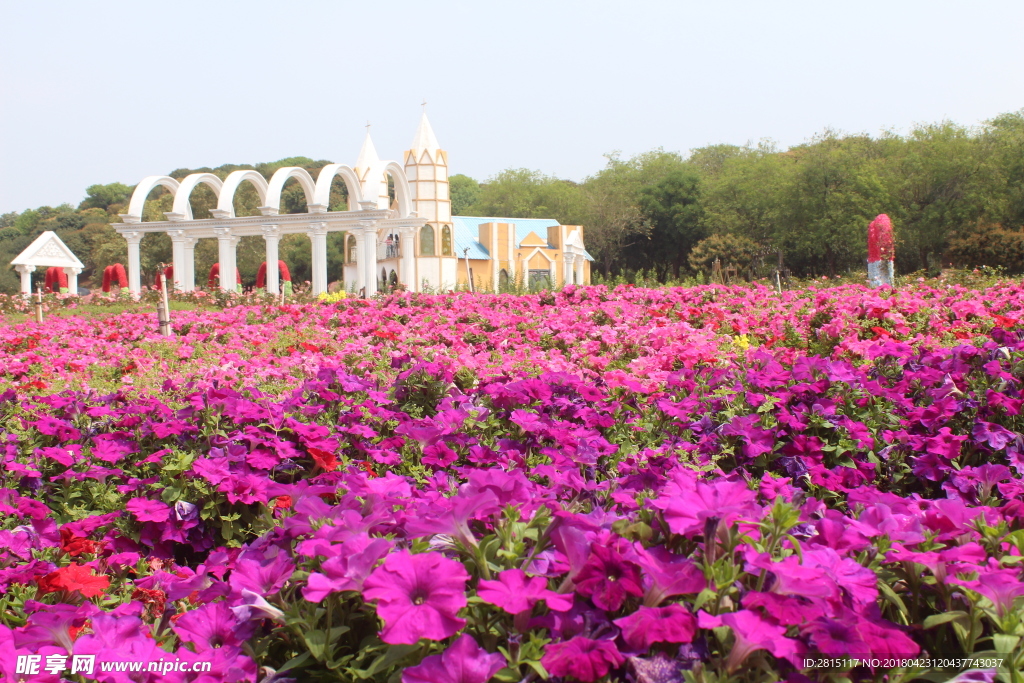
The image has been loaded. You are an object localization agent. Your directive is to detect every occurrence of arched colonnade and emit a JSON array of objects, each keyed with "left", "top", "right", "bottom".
[{"left": 117, "top": 162, "right": 425, "bottom": 296}]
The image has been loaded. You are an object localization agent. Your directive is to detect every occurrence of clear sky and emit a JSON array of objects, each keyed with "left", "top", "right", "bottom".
[{"left": 1, "top": 0, "right": 1022, "bottom": 214}]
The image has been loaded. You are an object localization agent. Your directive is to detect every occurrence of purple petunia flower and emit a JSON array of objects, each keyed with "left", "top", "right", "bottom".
[
  {"left": 125, "top": 498, "right": 171, "bottom": 523},
  {"left": 697, "top": 609, "right": 803, "bottom": 672},
  {"left": 362, "top": 550, "right": 469, "bottom": 644},
  {"left": 542, "top": 636, "right": 624, "bottom": 682},
  {"left": 613, "top": 604, "right": 697, "bottom": 650},
  {"left": 574, "top": 543, "right": 644, "bottom": 611},
  {"left": 402, "top": 634, "right": 505, "bottom": 683},
  {"left": 476, "top": 568, "right": 573, "bottom": 614},
  {"left": 172, "top": 602, "right": 255, "bottom": 652},
  {"left": 302, "top": 535, "right": 392, "bottom": 601}
]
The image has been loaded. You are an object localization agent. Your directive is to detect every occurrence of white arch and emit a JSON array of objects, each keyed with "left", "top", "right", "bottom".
[
  {"left": 366, "top": 161, "right": 413, "bottom": 217},
  {"left": 171, "top": 173, "right": 223, "bottom": 220},
  {"left": 313, "top": 164, "right": 363, "bottom": 211},
  {"left": 265, "top": 167, "right": 317, "bottom": 214},
  {"left": 216, "top": 170, "right": 270, "bottom": 218},
  {"left": 126, "top": 176, "right": 179, "bottom": 221}
]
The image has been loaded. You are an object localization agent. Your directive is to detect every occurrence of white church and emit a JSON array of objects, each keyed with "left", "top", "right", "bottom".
[{"left": 104, "top": 112, "right": 592, "bottom": 296}]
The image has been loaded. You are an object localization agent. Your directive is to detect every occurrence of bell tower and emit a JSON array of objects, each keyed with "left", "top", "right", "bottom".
[{"left": 405, "top": 110, "right": 450, "bottom": 227}]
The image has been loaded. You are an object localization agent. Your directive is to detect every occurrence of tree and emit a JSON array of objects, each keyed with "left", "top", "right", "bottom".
[
  {"left": 449, "top": 174, "right": 480, "bottom": 215},
  {"left": 633, "top": 168, "right": 705, "bottom": 278},
  {"left": 79, "top": 183, "right": 133, "bottom": 211}
]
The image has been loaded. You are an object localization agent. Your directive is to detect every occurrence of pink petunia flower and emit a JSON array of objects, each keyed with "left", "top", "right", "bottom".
[
  {"left": 362, "top": 551, "right": 469, "bottom": 644},
  {"left": 614, "top": 604, "right": 697, "bottom": 650},
  {"left": 476, "top": 568, "right": 573, "bottom": 614},
  {"left": 402, "top": 634, "right": 505, "bottom": 683},
  {"left": 542, "top": 637, "right": 624, "bottom": 682},
  {"left": 125, "top": 498, "right": 171, "bottom": 523}
]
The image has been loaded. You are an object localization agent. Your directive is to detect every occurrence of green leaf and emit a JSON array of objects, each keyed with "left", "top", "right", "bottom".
[{"left": 923, "top": 611, "right": 969, "bottom": 629}]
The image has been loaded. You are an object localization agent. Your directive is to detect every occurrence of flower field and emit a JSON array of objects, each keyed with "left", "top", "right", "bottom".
[{"left": 1, "top": 282, "right": 1024, "bottom": 683}]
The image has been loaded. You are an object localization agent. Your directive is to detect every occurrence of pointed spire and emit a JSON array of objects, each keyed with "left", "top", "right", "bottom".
[
  {"left": 410, "top": 110, "right": 440, "bottom": 154},
  {"left": 355, "top": 124, "right": 380, "bottom": 173}
]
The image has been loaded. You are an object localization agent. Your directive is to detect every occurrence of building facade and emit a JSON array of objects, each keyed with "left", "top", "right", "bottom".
[{"left": 341, "top": 114, "right": 592, "bottom": 292}]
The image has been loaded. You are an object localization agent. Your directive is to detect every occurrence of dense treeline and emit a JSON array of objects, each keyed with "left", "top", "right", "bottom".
[
  {"left": 458, "top": 110, "right": 1024, "bottom": 280},
  {"left": 2, "top": 110, "right": 1023, "bottom": 293}
]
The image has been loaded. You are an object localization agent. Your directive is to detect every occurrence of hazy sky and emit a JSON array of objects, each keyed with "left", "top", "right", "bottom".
[{"left": 1, "top": 0, "right": 1022, "bottom": 214}]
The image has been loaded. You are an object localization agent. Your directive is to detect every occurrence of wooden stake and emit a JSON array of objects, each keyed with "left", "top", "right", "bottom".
[
  {"left": 34, "top": 286, "right": 43, "bottom": 323},
  {"left": 158, "top": 269, "right": 173, "bottom": 336}
]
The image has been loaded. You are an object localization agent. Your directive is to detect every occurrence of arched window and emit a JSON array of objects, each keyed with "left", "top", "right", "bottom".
[
  {"left": 389, "top": 270, "right": 398, "bottom": 290},
  {"left": 499, "top": 269, "right": 509, "bottom": 291},
  {"left": 347, "top": 234, "right": 357, "bottom": 263},
  {"left": 420, "top": 225, "right": 435, "bottom": 256},
  {"left": 441, "top": 225, "right": 453, "bottom": 256}
]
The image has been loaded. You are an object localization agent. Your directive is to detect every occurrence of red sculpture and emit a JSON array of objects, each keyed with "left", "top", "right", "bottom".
[
  {"left": 44, "top": 267, "right": 68, "bottom": 293},
  {"left": 207, "top": 263, "right": 242, "bottom": 289},
  {"left": 255, "top": 261, "right": 291, "bottom": 289},
  {"left": 101, "top": 264, "right": 128, "bottom": 292}
]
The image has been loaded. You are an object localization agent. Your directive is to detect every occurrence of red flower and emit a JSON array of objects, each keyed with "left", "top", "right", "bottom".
[
  {"left": 300, "top": 342, "right": 321, "bottom": 353},
  {"left": 308, "top": 447, "right": 338, "bottom": 471},
  {"left": 356, "top": 460, "right": 379, "bottom": 478},
  {"left": 273, "top": 495, "right": 293, "bottom": 510},
  {"left": 37, "top": 564, "right": 110, "bottom": 598},
  {"left": 132, "top": 587, "right": 167, "bottom": 621},
  {"left": 60, "top": 529, "right": 100, "bottom": 557}
]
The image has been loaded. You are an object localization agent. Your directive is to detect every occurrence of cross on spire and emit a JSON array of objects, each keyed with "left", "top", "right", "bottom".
[
  {"left": 365, "top": 120, "right": 371, "bottom": 131},
  {"left": 421, "top": 99, "right": 427, "bottom": 111}
]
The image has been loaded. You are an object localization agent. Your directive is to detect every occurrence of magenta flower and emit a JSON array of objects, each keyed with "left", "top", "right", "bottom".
[
  {"left": 172, "top": 602, "right": 255, "bottom": 652},
  {"left": 403, "top": 634, "right": 505, "bottom": 683},
  {"left": 362, "top": 550, "right": 469, "bottom": 644},
  {"left": 634, "top": 546, "right": 706, "bottom": 606},
  {"left": 228, "top": 551, "right": 295, "bottom": 595},
  {"left": 125, "top": 498, "right": 171, "bottom": 523},
  {"left": 658, "top": 479, "right": 760, "bottom": 537},
  {"left": 614, "top": 604, "right": 697, "bottom": 650},
  {"left": 542, "top": 637, "right": 624, "bottom": 682},
  {"left": 574, "top": 544, "right": 644, "bottom": 611},
  {"left": 476, "top": 568, "right": 573, "bottom": 614},
  {"left": 951, "top": 569, "right": 1024, "bottom": 618},
  {"left": 303, "top": 535, "right": 392, "bottom": 601},
  {"left": 697, "top": 609, "right": 802, "bottom": 672}
]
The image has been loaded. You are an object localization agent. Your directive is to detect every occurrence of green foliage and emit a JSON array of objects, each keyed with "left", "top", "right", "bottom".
[
  {"left": 79, "top": 182, "right": 133, "bottom": 211},
  {"left": 449, "top": 174, "right": 480, "bottom": 215},
  {"left": 688, "top": 233, "right": 761, "bottom": 274}
]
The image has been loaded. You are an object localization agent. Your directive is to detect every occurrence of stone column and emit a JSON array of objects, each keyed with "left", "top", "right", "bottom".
[
  {"left": 182, "top": 237, "right": 197, "bottom": 292},
  {"left": 64, "top": 267, "right": 82, "bottom": 295},
  {"left": 124, "top": 231, "right": 143, "bottom": 297},
  {"left": 169, "top": 230, "right": 187, "bottom": 292},
  {"left": 564, "top": 253, "right": 575, "bottom": 285},
  {"left": 548, "top": 259, "right": 557, "bottom": 290},
  {"left": 353, "top": 229, "right": 367, "bottom": 295},
  {"left": 361, "top": 221, "right": 378, "bottom": 296},
  {"left": 575, "top": 254, "right": 585, "bottom": 285},
  {"left": 213, "top": 227, "right": 235, "bottom": 292},
  {"left": 262, "top": 225, "right": 281, "bottom": 294},
  {"left": 15, "top": 265, "right": 34, "bottom": 295},
  {"left": 400, "top": 227, "right": 416, "bottom": 292},
  {"left": 308, "top": 223, "right": 328, "bottom": 295}
]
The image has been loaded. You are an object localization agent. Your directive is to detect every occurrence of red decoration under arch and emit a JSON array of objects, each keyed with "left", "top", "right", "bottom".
[
  {"left": 255, "top": 261, "right": 292, "bottom": 289},
  {"left": 153, "top": 265, "right": 174, "bottom": 291},
  {"left": 102, "top": 264, "right": 128, "bottom": 292},
  {"left": 207, "top": 263, "right": 242, "bottom": 289},
  {"left": 44, "top": 267, "right": 68, "bottom": 293}
]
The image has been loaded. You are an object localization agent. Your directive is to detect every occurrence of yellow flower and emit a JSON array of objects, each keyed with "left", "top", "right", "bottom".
[
  {"left": 734, "top": 334, "right": 750, "bottom": 350},
  {"left": 318, "top": 291, "right": 348, "bottom": 303}
]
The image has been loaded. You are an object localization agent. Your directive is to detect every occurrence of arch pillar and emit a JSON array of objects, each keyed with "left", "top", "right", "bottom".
[
  {"left": 262, "top": 225, "right": 281, "bottom": 294},
  {"left": 361, "top": 221, "right": 379, "bottom": 296},
  {"left": 353, "top": 230, "right": 367, "bottom": 295},
  {"left": 307, "top": 222, "right": 328, "bottom": 295},
  {"left": 64, "top": 267, "right": 82, "bottom": 295},
  {"left": 182, "top": 237, "right": 197, "bottom": 292},
  {"left": 124, "top": 231, "right": 143, "bottom": 296},
  {"left": 15, "top": 265, "right": 35, "bottom": 295},
  {"left": 575, "top": 253, "right": 585, "bottom": 285},
  {"left": 213, "top": 227, "right": 236, "bottom": 293},
  {"left": 399, "top": 227, "right": 416, "bottom": 292},
  {"left": 564, "top": 253, "right": 575, "bottom": 285},
  {"left": 169, "top": 230, "right": 187, "bottom": 292}
]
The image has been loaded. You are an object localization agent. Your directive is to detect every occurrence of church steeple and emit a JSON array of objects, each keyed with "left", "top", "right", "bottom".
[
  {"left": 354, "top": 125, "right": 389, "bottom": 210},
  {"left": 410, "top": 111, "right": 441, "bottom": 157},
  {"left": 404, "top": 108, "right": 450, "bottom": 227}
]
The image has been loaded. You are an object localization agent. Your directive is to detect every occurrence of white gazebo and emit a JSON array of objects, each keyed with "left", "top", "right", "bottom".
[
  {"left": 116, "top": 143, "right": 426, "bottom": 297},
  {"left": 10, "top": 231, "right": 85, "bottom": 295}
]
